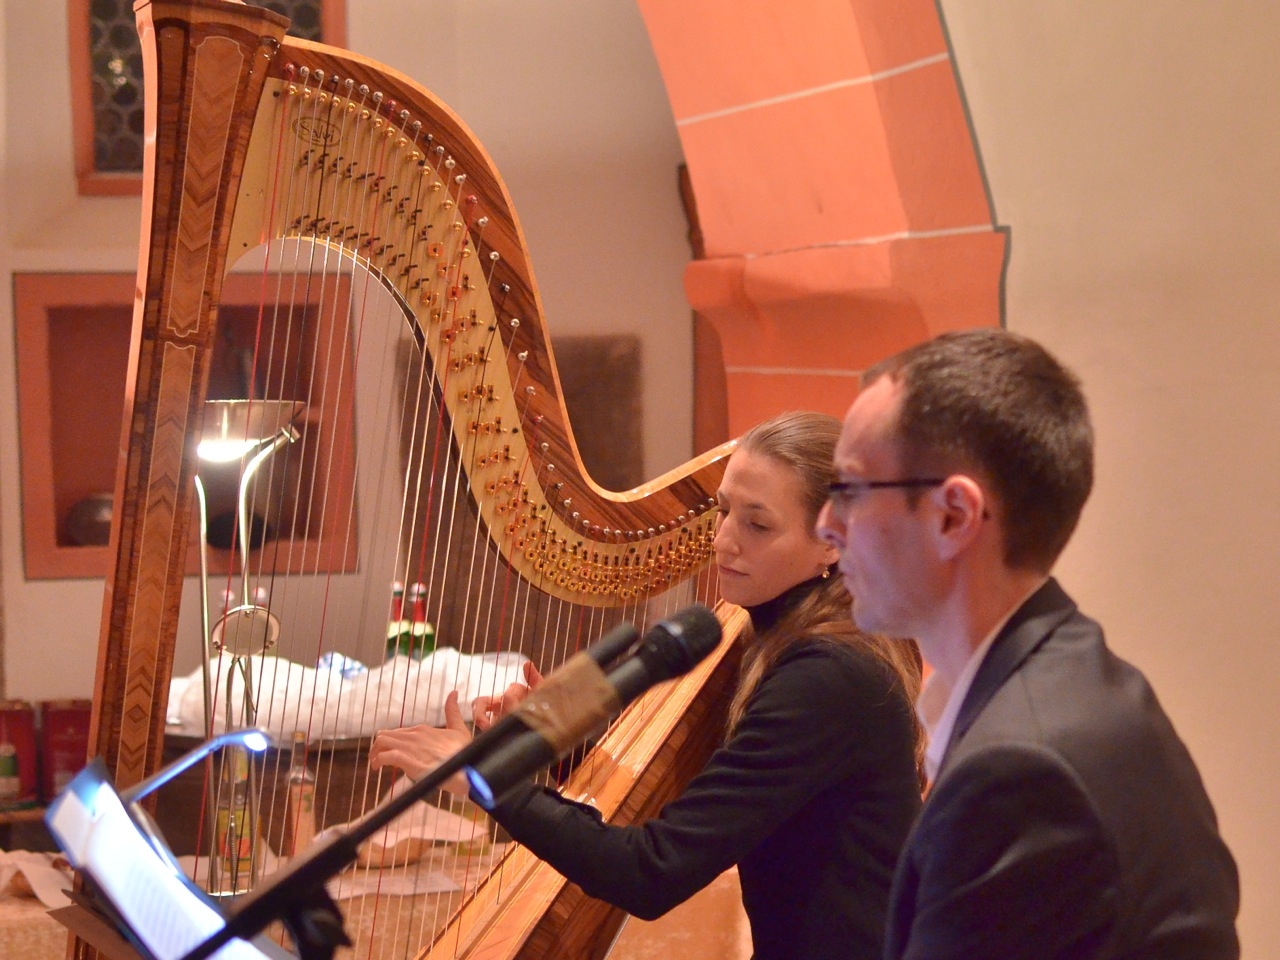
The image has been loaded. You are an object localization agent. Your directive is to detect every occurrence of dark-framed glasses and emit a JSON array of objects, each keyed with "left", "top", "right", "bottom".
[{"left": 826, "top": 477, "right": 946, "bottom": 507}]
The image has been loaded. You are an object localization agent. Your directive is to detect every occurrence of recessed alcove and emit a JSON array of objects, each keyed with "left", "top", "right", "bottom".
[
  {"left": 13, "top": 272, "right": 359, "bottom": 579},
  {"left": 13, "top": 272, "right": 644, "bottom": 581}
]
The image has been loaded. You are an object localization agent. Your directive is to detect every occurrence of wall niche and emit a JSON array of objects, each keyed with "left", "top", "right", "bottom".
[{"left": 13, "top": 272, "right": 357, "bottom": 580}]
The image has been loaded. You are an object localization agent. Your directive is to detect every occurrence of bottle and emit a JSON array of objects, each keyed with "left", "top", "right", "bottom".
[
  {"left": 214, "top": 748, "right": 256, "bottom": 893},
  {"left": 0, "top": 744, "right": 18, "bottom": 810},
  {"left": 408, "top": 582, "right": 426, "bottom": 623},
  {"left": 284, "top": 732, "right": 317, "bottom": 857},
  {"left": 390, "top": 581, "right": 405, "bottom": 621},
  {"left": 416, "top": 619, "right": 437, "bottom": 658},
  {"left": 386, "top": 581, "right": 436, "bottom": 659},
  {"left": 386, "top": 580, "right": 411, "bottom": 660},
  {"left": 387, "top": 619, "right": 437, "bottom": 659},
  {"left": 407, "top": 582, "right": 436, "bottom": 658}
]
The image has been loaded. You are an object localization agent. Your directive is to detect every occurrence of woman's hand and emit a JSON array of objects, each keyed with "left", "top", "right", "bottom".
[
  {"left": 371, "top": 661, "right": 545, "bottom": 794},
  {"left": 370, "top": 690, "right": 472, "bottom": 794},
  {"left": 471, "top": 660, "right": 544, "bottom": 731}
]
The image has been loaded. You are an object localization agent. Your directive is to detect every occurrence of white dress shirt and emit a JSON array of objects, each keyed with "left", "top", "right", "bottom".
[{"left": 916, "top": 580, "right": 1047, "bottom": 782}]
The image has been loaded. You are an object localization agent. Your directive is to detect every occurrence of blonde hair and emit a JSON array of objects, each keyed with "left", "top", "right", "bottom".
[{"left": 724, "top": 411, "right": 926, "bottom": 787}]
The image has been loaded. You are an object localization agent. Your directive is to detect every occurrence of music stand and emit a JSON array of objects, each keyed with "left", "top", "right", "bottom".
[
  {"left": 45, "top": 736, "right": 294, "bottom": 960},
  {"left": 48, "top": 619, "right": 652, "bottom": 960},
  {"left": 46, "top": 727, "right": 505, "bottom": 960}
]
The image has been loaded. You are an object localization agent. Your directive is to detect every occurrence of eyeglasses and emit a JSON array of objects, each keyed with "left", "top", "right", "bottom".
[{"left": 826, "top": 478, "right": 946, "bottom": 507}]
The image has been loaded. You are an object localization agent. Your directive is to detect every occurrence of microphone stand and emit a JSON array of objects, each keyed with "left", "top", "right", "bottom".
[
  {"left": 179, "top": 714, "right": 520, "bottom": 960},
  {"left": 181, "top": 622, "right": 642, "bottom": 960}
]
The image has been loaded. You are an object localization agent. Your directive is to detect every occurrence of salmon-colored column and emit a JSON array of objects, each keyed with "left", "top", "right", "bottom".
[{"left": 638, "top": 0, "right": 1007, "bottom": 436}]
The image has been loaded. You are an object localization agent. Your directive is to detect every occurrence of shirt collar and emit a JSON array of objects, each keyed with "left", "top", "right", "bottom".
[{"left": 916, "top": 578, "right": 1048, "bottom": 782}]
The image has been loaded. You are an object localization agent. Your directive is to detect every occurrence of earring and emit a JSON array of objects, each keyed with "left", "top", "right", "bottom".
[{"left": 821, "top": 566, "right": 831, "bottom": 579}]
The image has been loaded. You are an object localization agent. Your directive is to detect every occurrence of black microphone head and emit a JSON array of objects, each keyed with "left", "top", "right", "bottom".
[
  {"left": 639, "top": 604, "right": 723, "bottom": 681},
  {"left": 585, "top": 621, "right": 641, "bottom": 669}
]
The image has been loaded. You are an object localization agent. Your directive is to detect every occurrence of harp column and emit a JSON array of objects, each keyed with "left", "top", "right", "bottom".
[{"left": 88, "top": 0, "right": 289, "bottom": 820}]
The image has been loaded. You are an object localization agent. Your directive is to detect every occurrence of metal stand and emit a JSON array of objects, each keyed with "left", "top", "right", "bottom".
[{"left": 178, "top": 715, "right": 522, "bottom": 960}]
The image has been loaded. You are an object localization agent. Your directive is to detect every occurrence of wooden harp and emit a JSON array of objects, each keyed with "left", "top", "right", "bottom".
[{"left": 80, "top": 1, "right": 745, "bottom": 958}]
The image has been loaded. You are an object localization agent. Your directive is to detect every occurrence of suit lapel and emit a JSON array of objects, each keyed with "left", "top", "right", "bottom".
[{"left": 934, "top": 578, "right": 1077, "bottom": 779}]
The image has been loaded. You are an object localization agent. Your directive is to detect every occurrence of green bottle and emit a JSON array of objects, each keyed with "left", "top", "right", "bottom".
[{"left": 386, "top": 581, "right": 435, "bottom": 659}]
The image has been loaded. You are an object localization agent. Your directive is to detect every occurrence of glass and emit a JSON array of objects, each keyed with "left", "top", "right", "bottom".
[
  {"left": 826, "top": 478, "right": 946, "bottom": 508},
  {"left": 85, "top": 0, "right": 328, "bottom": 176}
]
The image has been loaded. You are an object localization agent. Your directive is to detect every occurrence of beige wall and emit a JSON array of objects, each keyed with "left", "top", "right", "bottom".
[
  {"left": 0, "top": 0, "right": 1276, "bottom": 954},
  {"left": 940, "top": 2, "right": 1280, "bottom": 955}
]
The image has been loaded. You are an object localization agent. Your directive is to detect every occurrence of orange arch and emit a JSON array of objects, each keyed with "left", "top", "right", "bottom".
[{"left": 638, "top": 0, "right": 1007, "bottom": 435}]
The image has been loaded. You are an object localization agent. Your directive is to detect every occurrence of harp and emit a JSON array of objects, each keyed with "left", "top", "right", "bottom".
[{"left": 79, "top": 1, "right": 746, "bottom": 958}]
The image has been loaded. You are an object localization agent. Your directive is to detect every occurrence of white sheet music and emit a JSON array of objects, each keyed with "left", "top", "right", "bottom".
[{"left": 47, "top": 770, "right": 272, "bottom": 960}]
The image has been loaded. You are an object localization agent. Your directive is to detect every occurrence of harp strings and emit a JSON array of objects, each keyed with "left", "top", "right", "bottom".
[
  {"left": 168, "top": 50, "right": 722, "bottom": 956},
  {"left": 229, "top": 62, "right": 570, "bottom": 912}
]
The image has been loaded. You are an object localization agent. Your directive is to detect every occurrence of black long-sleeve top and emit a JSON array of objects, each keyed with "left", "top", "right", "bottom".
[{"left": 487, "top": 592, "right": 922, "bottom": 960}]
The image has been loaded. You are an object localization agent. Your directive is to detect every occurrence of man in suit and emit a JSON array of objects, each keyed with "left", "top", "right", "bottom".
[{"left": 816, "top": 329, "right": 1239, "bottom": 959}]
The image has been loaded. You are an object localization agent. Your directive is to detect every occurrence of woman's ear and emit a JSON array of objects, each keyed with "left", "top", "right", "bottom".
[{"left": 931, "top": 475, "right": 987, "bottom": 560}]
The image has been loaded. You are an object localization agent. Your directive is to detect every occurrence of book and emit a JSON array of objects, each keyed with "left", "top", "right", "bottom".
[{"left": 46, "top": 759, "right": 290, "bottom": 960}]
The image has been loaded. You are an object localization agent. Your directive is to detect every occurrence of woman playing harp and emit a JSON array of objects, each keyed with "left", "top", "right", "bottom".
[{"left": 372, "top": 412, "right": 925, "bottom": 960}]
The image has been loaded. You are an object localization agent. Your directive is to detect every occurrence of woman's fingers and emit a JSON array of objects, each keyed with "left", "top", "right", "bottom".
[
  {"left": 369, "top": 723, "right": 472, "bottom": 793},
  {"left": 473, "top": 671, "right": 541, "bottom": 730},
  {"left": 443, "top": 689, "right": 468, "bottom": 732},
  {"left": 368, "top": 666, "right": 542, "bottom": 795},
  {"left": 500, "top": 682, "right": 530, "bottom": 717},
  {"left": 472, "top": 694, "right": 502, "bottom": 730},
  {"left": 523, "top": 660, "right": 545, "bottom": 689}
]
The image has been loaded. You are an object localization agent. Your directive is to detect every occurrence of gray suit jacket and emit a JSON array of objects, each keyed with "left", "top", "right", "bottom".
[{"left": 885, "top": 579, "right": 1239, "bottom": 959}]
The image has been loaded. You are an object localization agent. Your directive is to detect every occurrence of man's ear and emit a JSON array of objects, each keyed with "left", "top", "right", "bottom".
[{"left": 930, "top": 475, "right": 988, "bottom": 560}]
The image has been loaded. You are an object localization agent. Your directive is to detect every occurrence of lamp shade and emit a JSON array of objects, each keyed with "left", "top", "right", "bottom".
[{"left": 197, "top": 399, "right": 306, "bottom": 462}]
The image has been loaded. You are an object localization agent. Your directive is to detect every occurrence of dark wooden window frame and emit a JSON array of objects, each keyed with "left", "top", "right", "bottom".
[{"left": 67, "top": 0, "right": 347, "bottom": 196}]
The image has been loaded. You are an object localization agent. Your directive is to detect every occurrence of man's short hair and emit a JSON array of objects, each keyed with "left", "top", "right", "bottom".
[{"left": 864, "top": 329, "right": 1094, "bottom": 572}]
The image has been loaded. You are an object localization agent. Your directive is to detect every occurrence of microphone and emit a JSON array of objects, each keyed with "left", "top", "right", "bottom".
[{"left": 463, "top": 604, "right": 723, "bottom": 810}]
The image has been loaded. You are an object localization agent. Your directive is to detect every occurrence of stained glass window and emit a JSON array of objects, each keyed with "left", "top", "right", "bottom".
[{"left": 74, "top": 0, "right": 337, "bottom": 193}]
